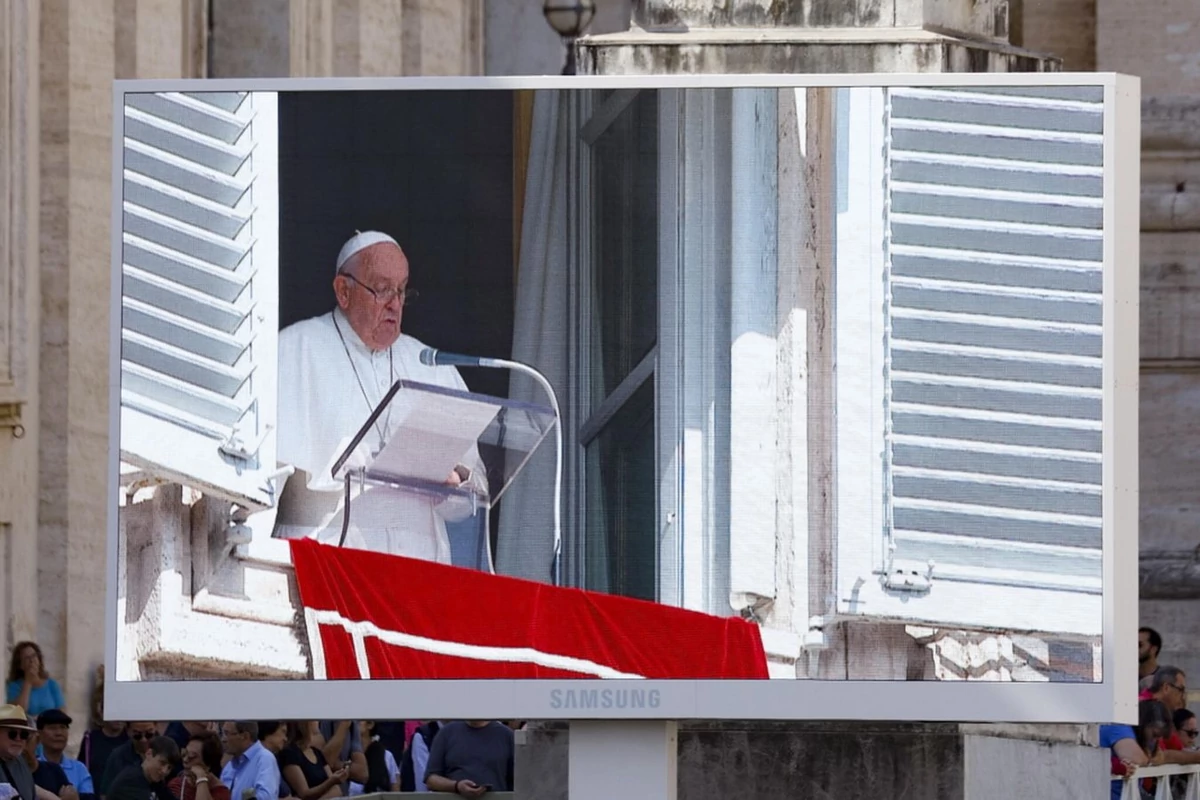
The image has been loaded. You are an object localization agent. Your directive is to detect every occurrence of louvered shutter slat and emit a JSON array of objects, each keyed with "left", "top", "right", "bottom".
[
  {"left": 124, "top": 109, "right": 252, "bottom": 174},
  {"left": 884, "top": 86, "right": 1105, "bottom": 585},
  {"left": 124, "top": 172, "right": 252, "bottom": 239},
  {"left": 123, "top": 234, "right": 253, "bottom": 302},
  {"left": 124, "top": 140, "right": 251, "bottom": 207},
  {"left": 119, "top": 91, "right": 279, "bottom": 510},
  {"left": 123, "top": 265, "right": 252, "bottom": 334},
  {"left": 126, "top": 92, "right": 253, "bottom": 144}
]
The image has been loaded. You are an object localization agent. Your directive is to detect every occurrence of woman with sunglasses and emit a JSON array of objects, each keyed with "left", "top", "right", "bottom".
[{"left": 1175, "top": 709, "right": 1200, "bottom": 750}]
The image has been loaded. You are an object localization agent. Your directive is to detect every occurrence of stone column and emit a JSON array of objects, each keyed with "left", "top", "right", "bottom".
[
  {"left": 0, "top": 0, "right": 41, "bottom": 660},
  {"left": 1094, "top": 0, "right": 1200, "bottom": 694},
  {"left": 289, "top": 0, "right": 484, "bottom": 78},
  {"left": 579, "top": 0, "right": 1058, "bottom": 73},
  {"left": 114, "top": 0, "right": 207, "bottom": 79},
  {"left": 38, "top": 0, "right": 207, "bottom": 732},
  {"left": 1016, "top": 0, "right": 1096, "bottom": 70},
  {"left": 208, "top": 0, "right": 485, "bottom": 79}
]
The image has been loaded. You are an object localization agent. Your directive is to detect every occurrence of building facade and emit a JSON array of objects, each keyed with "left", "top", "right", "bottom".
[{"left": 1, "top": 0, "right": 1195, "bottom": 797}]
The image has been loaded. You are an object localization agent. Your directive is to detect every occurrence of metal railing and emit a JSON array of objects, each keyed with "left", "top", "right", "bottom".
[{"left": 1113, "top": 763, "right": 1200, "bottom": 799}]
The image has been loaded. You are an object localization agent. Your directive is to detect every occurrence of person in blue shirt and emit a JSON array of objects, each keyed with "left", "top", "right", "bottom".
[
  {"left": 36, "top": 709, "right": 95, "bottom": 800},
  {"left": 220, "top": 721, "right": 280, "bottom": 800},
  {"left": 1101, "top": 699, "right": 1172, "bottom": 800},
  {"left": 5, "top": 642, "right": 64, "bottom": 719}
]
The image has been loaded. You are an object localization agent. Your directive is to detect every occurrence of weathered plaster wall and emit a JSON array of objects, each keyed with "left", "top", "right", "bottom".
[
  {"left": 1, "top": 0, "right": 488, "bottom": 740},
  {"left": 515, "top": 721, "right": 1107, "bottom": 800},
  {"left": 35, "top": 0, "right": 207, "bottom": 735},
  {"left": 1016, "top": 0, "right": 1097, "bottom": 70},
  {"left": 0, "top": 0, "right": 41, "bottom": 671}
]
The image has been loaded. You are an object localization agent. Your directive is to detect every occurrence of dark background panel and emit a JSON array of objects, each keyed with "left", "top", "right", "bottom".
[{"left": 277, "top": 89, "right": 515, "bottom": 402}]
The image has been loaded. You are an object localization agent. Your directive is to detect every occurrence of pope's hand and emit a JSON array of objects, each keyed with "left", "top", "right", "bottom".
[{"left": 445, "top": 470, "right": 463, "bottom": 487}]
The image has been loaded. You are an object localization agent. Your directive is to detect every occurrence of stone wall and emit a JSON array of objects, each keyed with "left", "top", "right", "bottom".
[
  {"left": 37, "top": 0, "right": 208, "bottom": 733},
  {"left": 0, "top": 0, "right": 41, "bottom": 668},
  {"left": 0, "top": 0, "right": 485, "bottom": 740},
  {"left": 209, "top": 0, "right": 484, "bottom": 79},
  {"left": 514, "top": 721, "right": 1107, "bottom": 800},
  {"left": 1019, "top": 0, "right": 1200, "bottom": 704}
]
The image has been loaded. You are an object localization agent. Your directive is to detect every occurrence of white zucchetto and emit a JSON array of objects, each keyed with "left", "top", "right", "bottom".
[{"left": 336, "top": 230, "right": 400, "bottom": 274}]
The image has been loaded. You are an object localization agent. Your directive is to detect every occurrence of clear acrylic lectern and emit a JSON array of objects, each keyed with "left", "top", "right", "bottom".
[{"left": 329, "top": 379, "right": 557, "bottom": 573}]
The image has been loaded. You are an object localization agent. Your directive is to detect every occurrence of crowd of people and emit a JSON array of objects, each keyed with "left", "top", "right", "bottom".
[
  {"left": 0, "top": 641, "right": 518, "bottom": 799},
  {"left": 1102, "top": 626, "right": 1200, "bottom": 798}
]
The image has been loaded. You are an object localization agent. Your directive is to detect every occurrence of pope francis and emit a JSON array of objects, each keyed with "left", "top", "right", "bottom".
[{"left": 273, "top": 230, "right": 487, "bottom": 564}]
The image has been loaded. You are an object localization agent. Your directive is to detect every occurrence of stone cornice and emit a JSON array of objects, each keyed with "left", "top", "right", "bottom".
[
  {"left": 1143, "top": 95, "right": 1200, "bottom": 154},
  {"left": 1142, "top": 189, "right": 1200, "bottom": 232},
  {"left": 1141, "top": 549, "right": 1200, "bottom": 600}
]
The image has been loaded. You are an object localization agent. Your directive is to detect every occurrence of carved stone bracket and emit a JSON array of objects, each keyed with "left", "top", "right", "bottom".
[
  {"left": 1140, "top": 549, "right": 1200, "bottom": 600},
  {"left": 0, "top": 401, "right": 25, "bottom": 438}
]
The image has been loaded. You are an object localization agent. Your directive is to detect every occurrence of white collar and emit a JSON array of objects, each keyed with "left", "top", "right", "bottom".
[{"left": 332, "top": 307, "right": 392, "bottom": 357}]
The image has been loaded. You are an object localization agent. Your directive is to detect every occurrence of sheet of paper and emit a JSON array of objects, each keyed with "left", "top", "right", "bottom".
[{"left": 371, "top": 386, "right": 498, "bottom": 483}]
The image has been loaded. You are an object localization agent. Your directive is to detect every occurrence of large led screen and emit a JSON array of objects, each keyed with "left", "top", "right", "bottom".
[{"left": 106, "top": 74, "right": 1140, "bottom": 723}]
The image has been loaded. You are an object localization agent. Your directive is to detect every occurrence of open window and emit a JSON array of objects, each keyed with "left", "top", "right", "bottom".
[
  {"left": 119, "top": 91, "right": 281, "bottom": 511},
  {"left": 833, "top": 86, "right": 1106, "bottom": 637},
  {"left": 570, "top": 88, "right": 782, "bottom": 622},
  {"left": 570, "top": 89, "right": 669, "bottom": 603}
]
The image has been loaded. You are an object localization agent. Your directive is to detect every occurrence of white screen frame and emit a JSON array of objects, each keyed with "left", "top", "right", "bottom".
[{"left": 106, "top": 72, "right": 1140, "bottom": 724}]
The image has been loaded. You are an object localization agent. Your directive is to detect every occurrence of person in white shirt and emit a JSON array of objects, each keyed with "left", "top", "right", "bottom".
[
  {"left": 346, "top": 722, "right": 397, "bottom": 795},
  {"left": 274, "top": 230, "right": 487, "bottom": 562}
]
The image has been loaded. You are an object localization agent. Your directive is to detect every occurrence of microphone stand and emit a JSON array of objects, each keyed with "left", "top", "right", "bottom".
[
  {"left": 487, "top": 358, "right": 564, "bottom": 588},
  {"left": 421, "top": 349, "right": 564, "bottom": 587}
]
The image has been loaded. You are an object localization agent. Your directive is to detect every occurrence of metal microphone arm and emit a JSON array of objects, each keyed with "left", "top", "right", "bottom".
[
  {"left": 486, "top": 358, "right": 564, "bottom": 587},
  {"left": 420, "top": 348, "right": 564, "bottom": 586}
]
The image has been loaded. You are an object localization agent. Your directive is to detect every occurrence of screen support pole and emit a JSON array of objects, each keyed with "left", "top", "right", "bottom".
[{"left": 567, "top": 721, "right": 678, "bottom": 800}]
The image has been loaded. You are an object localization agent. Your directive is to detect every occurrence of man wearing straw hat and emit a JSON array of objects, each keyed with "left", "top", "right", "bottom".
[
  {"left": 0, "top": 705, "right": 36, "bottom": 800},
  {"left": 274, "top": 230, "right": 487, "bottom": 562}
]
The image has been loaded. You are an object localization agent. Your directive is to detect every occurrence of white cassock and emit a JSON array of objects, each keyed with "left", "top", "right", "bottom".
[{"left": 274, "top": 308, "right": 488, "bottom": 564}]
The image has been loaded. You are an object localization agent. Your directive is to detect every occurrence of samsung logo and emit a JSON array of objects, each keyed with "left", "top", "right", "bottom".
[{"left": 548, "top": 689, "right": 662, "bottom": 710}]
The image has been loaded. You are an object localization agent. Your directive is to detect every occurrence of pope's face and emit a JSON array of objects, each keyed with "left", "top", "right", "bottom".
[{"left": 335, "top": 243, "right": 410, "bottom": 352}]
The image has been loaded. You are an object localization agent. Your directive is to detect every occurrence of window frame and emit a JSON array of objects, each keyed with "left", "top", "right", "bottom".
[
  {"left": 830, "top": 86, "right": 1103, "bottom": 639},
  {"left": 117, "top": 90, "right": 282, "bottom": 512}
]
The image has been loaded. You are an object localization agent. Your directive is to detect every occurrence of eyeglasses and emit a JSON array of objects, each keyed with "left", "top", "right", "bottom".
[
  {"left": 130, "top": 732, "right": 152, "bottom": 741},
  {"left": 1174, "top": 683, "right": 1189, "bottom": 694},
  {"left": 4, "top": 729, "right": 30, "bottom": 742},
  {"left": 341, "top": 274, "right": 418, "bottom": 307},
  {"left": 1185, "top": 729, "right": 1199, "bottom": 738}
]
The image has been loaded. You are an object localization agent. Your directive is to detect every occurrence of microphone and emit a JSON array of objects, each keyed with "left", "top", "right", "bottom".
[
  {"left": 418, "top": 346, "right": 565, "bottom": 587},
  {"left": 419, "top": 348, "right": 500, "bottom": 369}
]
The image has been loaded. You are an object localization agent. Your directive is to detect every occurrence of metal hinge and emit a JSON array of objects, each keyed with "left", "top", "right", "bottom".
[
  {"left": 219, "top": 424, "right": 273, "bottom": 462},
  {"left": 882, "top": 560, "right": 936, "bottom": 594}
]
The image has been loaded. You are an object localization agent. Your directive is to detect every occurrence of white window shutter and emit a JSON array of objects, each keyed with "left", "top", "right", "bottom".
[
  {"left": 883, "top": 87, "right": 1105, "bottom": 598},
  {"left": 120, "top": 91, "right": 281, "bottom": 511}
]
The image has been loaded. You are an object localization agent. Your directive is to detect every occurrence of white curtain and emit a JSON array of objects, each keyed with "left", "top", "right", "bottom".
[{"left": 495, "top": 91, "right": 571, "bottom": 583}]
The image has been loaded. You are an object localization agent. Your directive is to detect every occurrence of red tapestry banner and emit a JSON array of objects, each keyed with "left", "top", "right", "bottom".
[{"left": 289, "top": 539, "right": 770, "bottom": 680}]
